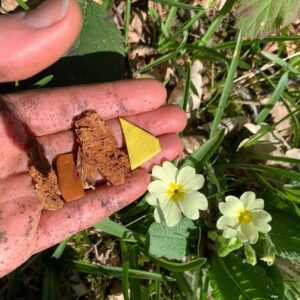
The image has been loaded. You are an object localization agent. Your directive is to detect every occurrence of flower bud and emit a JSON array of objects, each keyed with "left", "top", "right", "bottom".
[
  {"left": 244, "top": 242, "right": 257, "bottom": 266},
  {"left": 261, "top": 235, "right": 276, "bottom": 266}
]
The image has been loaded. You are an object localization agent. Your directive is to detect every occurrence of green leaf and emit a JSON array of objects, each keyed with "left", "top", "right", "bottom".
[
  {"left": 76, "top": 0, "right": 124, "bottom": 56},
  {"left": 147, "top": 253, "right": 206, "bottom": 272},
  {"left": 42, "top": 264, "right": 60, "bottom": 300},
  {"left": 208, "top": 231, "right": 243, "bottom": 257},
  {"left": 148, "top": 218, "right": 197, "bottom": 260},
  {"left": 150, "top": 0, "right": 204, "bottom": 11},
  {"left": 94, "top": 218, "right": 144, "bottom": 243},
  {"left": 261, "top": 52, "right": 300, "bottom": 74},
  {"left": 181, "top": 129, "right": 225, "bottom": 171},
  {"left": 269, "top": 210, "right": 300, "bottom": 259},
  {"left": 63, "top": 260, "right": 176, "bottom": 281},
  {"left": 52, "top": 237, "right": 71, "bottom": 259},
  {"left": 236, "top": 0, "right": 300, "bottom": 39},
  {"left": 255, "top": 71, "right": 289, "bottom": 124},
  {"left": 210, "top": 29, "right": 243, "bottom": 137},
  {"left": 173, "top": 272, "right": 193, "bottom": 300},
  {"left": 210, "top": 255, "right": 282, "bottom": 300}
]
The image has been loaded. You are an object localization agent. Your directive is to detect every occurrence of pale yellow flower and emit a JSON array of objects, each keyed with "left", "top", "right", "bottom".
[
  {"left": 217, "top": 191, "right": 272, "bottom": 244},
  {"left": 146, "top": 162, "right": 208, "bottom": 227}
]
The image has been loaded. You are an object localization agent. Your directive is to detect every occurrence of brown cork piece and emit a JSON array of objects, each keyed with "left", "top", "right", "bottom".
[
  {"left": 56, "top": 153, "right": 85, "bottom": 202},
  {"left": 75, "top": 110, "right": 131, "bottom": 185},
  {"left": 28, "top": 137, "right": 64, "bottom": 210},
  {"left": 29, "top": 166, "right": 64, "bottom": 210}
]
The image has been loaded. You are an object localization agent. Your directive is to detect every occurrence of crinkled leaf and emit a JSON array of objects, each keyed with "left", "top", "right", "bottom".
[
  {"left": 210, "top": 255, "right": 282, "bottom": 300},
  {"left": 148, "top": 218, "right": 197, "bottom": 260},
  {"left": 236, "top": 0, "right": 300, "bottom": 39},
  {"left": 75, "top": 0, "right": 124, "bottom": 56},
  {"left": 269, "top": 210, "right": 300, "bottom": 259}
]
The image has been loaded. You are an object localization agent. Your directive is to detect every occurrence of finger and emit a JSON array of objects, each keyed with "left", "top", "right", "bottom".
[
  {"left": 12, "top": 132, "right": 183, "bottom": 175},
  {"left": 4, "top": 79, "right": 167, "bottom": 135},
  {"left": 109, "top": 105, "right": 186, "bottom": 145},
  {"left": 0, "top": 193, "right": 43, "bottom": 277},
  {"left": 0, "top": 0, "right": 82, "bottom": 82},
  {"left": 34, "top": 168, "right": 150, "bottom": 253},
  {"left": 141, "top": 133, "right": 183, "bottom": 170}
]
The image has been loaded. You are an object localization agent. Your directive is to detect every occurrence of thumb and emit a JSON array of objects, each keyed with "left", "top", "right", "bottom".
[{"left": 0, "top": 0, "right": 82, "bottom": 82}]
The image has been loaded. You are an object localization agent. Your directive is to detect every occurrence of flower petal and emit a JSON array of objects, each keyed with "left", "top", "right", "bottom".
[
  {"left": 223, "top": 227, "right": 237, "bottom": 239},
  {"left": 241, "top": 191, "right": 264, "bottom": 210},
  {"left": 252, "top": 210, "right": 272, "bottom": 233},
  {"left": 217, "top": 216, "right": 237, "bottom": 230},
  {"left": 219, "top": 196, "right": 243, "bottom": 216},
  {"left": 146, "top": 193, "right": 158, "bottom": 206},
  {"left": 178, "top": 192, "right": 208, "bottom": 220},
  {"left": 160, "top": 201, "right": 182, "bottom": 227},
  {"left": 152, "top": 161, "right": 178, "bottom": 183},
  {"left": 238, "top": 223, "right": 259, "bottom": 244},
  {"left": 148, "top": 180, "right": 168, "bottom": 193},
  {"left": 177, "top": 167, "right": 204, "bottom": 191},
  {"left": 252, "top": 210, "right": 272, "bottom": 224}
]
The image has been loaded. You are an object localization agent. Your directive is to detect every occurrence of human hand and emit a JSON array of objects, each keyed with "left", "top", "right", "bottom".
[{"left": 0, "top": 0, "right": 186, "bottom": 277}]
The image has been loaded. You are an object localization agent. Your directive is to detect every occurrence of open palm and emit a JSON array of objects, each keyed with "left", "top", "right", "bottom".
[{"left": 0, "top": 0, "right": 186, "bottom": 277}]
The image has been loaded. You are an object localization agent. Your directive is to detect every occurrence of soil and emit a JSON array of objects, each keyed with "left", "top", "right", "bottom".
[{"left": 75, "top": 110, "right": 131, "bottom": 185}]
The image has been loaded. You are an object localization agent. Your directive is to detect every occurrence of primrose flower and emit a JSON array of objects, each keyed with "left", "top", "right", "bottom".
[
  {"left": 217, "top": 191, "right": 272, "bottom": 244},
  {"left": 146, "top": 161, "right": 208, "bottom": 227}
]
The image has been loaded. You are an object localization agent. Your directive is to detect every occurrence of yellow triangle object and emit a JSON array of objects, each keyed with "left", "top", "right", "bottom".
[{"left": 119, "top": 118, "right": 161, "bottom": 170}]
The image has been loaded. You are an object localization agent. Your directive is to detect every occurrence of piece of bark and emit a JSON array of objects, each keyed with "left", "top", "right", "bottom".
[
  {"left": 28, "top": 137, "right": 64, "bottom": 210},
  {"left": 29, "top": 166, "right": 64, "bottom": 210},
  {"left": 75, "top": 110, "right": 130, "bottom": 185}
]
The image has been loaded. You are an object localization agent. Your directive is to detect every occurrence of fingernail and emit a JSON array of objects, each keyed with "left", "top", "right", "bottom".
[{"left": 23, "top": 0, "right": 69, "bottom": 29}]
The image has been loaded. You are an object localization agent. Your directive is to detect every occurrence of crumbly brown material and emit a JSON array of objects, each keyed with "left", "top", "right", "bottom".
[
  {"left": 75, "top": 110, "right": 130, "bottom": 185},
  {"left": 29, "top": 166, "right": 64, "bottom": 210},
  {"left": 28, "top": 137, "right": 64, "bottom": 210}
]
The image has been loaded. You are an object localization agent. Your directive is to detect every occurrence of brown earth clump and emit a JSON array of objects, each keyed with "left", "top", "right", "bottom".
[{"left": 75, "top": 110, "right": 131, "bottom": 185}]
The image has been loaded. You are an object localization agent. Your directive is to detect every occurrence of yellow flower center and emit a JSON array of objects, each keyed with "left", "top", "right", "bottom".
[
  {"left": 166, "top": 183, "right": 184, "bottom": 201},
  {"left": 236, "top": 209, "right": 253, "bottom": 224}
]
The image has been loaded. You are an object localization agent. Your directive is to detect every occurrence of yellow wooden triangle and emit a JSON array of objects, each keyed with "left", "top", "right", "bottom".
[{"left": 119, "top": 118, "right": 161, "bottom": 170}]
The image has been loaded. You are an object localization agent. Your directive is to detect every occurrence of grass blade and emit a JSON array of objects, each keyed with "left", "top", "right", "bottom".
[
  {"left": 232, "top": 152, "right": 300, "bottom": 165},
  {"left": 214, "top": 36, "right": 300, "bottom": 50},
  {"left": 182, "top": 129, "right": 225, "bottom": 171},
  {"left": 129, "top": 245, "right": 141, "bottom": 300},
  {"left": 15, "top": 0, "right": 29, "bottom": 10},
  {"left": 173, "top": 272, "right": 193, "bottom": 300},
  {"left": 94, "top": 218, "right": 144, "bottom": 243},
  {"left": 181, "top": 62, "right": 191, "bottom": 112},
  {"left": 63, "top": 260, "right": 176, "bottom": 281},
  {"left": 52, "top": 237, "right": 71, "bottom": 259},
  {"left": 137, "top": 31, "right": 188, "bottom": 73},
  {"left": 120, "top": 240, "right": 130, "bottom": 300},
  {"left": 196, "top": 0, "right": 235, "bottom": 46},
  {"left": 220, "top": 163, "right": 300, "bottom": 182},
  {"left": 261, "top": 52, "right": 300, "bottom": 74},
  {"left": 210, "top": 29, "right": 243, "bottom": 137},
  {"left": 255, "top": 72, "right": 289, "bottom": 124},
  {"left": 124, "top": 0, "right": 131, "bottom": 53},
  {"left": 147, "top": 253, "right": 206, "bottom": 272},
  {"left": 42, "top": 264, "right": 60, "bottom": 300},
  {"left": 150, "top": 0, "right": 204, "bottom": 11}
]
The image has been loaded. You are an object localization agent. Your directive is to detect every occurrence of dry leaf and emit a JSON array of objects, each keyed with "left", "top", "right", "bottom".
[
  {"left": 168, "top": 60, "right": 204, "bottom": 112},
  {"left": 128, "top": 11, "right": 147, "bottom": 44},
  {"left": 200, "top": 116, "right": 248, "bottom": 134},
  {"left": 0, "top": 0, "right": 27, "bottom": 12}
]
